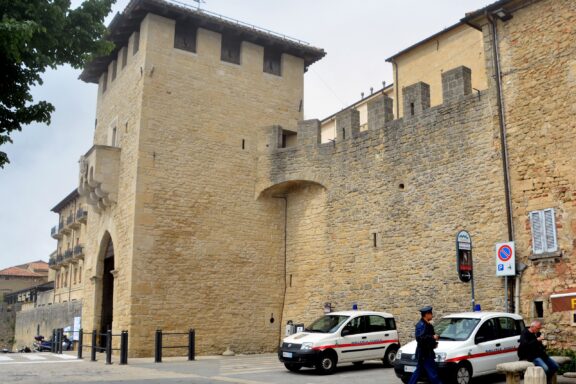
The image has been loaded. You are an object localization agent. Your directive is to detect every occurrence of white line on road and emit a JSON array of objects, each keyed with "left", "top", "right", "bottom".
[
  {"left": 21, "top": 354, "right": 47, "bottom": 360},
  {"left": 0, "top": 356, "right": 13, "bottom": 361},
  {"left": 0, "top": 359, "right": 83, "bottom": 365}
]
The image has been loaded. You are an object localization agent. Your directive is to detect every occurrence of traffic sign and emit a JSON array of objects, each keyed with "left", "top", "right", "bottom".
[{"left": 495, "top": 242, "right": 515, "bottom": 276}]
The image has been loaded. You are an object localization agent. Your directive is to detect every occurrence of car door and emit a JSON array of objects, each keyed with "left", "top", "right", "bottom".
[
  {"left": 471, "top": 317, "right": 500, "bottom": 375},
  {"left": 364, "top": 315, "right": 398, "bottom": 360},
  {"left": 338, "top": 315, "right": 369, "bottom": 362},
  {"left": 493, "top": 316, "right": 523, "bottom": 367}
]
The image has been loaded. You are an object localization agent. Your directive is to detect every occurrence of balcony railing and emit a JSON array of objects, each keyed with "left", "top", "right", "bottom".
[
  {"left": 51, "top": 225, "right": 59, "bottom": 239},
  {"left": 73, "top": 245, "right": 85, "bottom": 260},
  {"left": 76, "top": 208, "right": 88, "bottom": 223}
]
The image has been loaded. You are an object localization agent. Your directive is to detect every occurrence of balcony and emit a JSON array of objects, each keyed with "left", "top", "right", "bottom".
[
  {"left": 62, "top": 249, "right": 73, "bottom": 265},
  {"left": 50, "top": 225, "right": 62, "bottom": 240},
  {"left": 48, "top": 257, "right": 58, "bottom": 269},
  {"left": 62, "top": 215, "right": 73, "bottom": 234},
  {"left": 73, "top": 244, "right": 85, "bottom": 260},
  {"left": 78, "top": 145, "right": 121, "bottom": 213},
  {"left": 76, "top": 208, "right": 88, "bottom": 224}
]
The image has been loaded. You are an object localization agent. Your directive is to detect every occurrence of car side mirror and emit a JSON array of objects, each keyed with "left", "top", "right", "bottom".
[
  {"left": 341, "top": 329, "right": 351, "bottom": 337},
  {"left": 475, "top": 335, "right": 486, "bottom": 344}
]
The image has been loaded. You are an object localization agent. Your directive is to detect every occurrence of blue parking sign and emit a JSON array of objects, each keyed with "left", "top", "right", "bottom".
[{"left": 498, "top": 264, "right": 504, "bottom": 271}]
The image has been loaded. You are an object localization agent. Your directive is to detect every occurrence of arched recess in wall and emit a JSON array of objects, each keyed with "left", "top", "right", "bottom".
[
  {"left": 96, "top": 231, "right": 115, "bottom": 348},
  {"left": 258, "top": 179, "right": 329, "bottom": 337}
]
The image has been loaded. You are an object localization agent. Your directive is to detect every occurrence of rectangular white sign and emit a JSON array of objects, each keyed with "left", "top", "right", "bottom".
[{"left": 495, "top": 242, "right": 515, "bottom": 276}]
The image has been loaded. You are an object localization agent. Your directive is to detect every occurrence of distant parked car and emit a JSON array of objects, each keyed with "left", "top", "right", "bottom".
[
  {"left": 394, "top": 311, "right": 525, "bottom": 384},
  {"left": 278, "top": 310, "right": 400, "bottom": 374}
]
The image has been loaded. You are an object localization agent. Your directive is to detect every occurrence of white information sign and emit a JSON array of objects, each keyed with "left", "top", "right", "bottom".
[
  {"left": 495, "top": 242, "right": 515, "bottom": 276},
  {"left": 73, "top": 316, "right": 81, "bottom": 341}
]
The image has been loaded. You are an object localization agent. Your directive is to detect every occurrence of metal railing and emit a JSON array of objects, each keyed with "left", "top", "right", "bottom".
[
  {"left": 80, "top": 329, "right": 128, "bottom": 365},
  {"left": 165, "top": 0, "right": 310, "bottom": 46},
  {"left": 154, "top": 329, "right": 195, "bottom": 363}
]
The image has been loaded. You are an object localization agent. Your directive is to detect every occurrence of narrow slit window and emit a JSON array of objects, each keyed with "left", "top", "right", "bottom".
[
  {"left": 221, "top": 34, "right": 241, "bottom": 64},
  {"left": 132, "top": 31, "right": 140, "bottom": 55},
  {"left": 122, "top": 47, "right": 128, "bottom": 68},
  {"left": 111, "top": 61, "right": 117, "bottom": 81},
  {"left": 174, "top": 21, "right": 197, "bottom": 53},
  {"left": 410, "top": 102, "right": 415, "bottom": 116},
  {"left": 101, "top": 73, "right": 108, "bottom": 93},
  {"left": 263, "top": 47, "right": 281, "bottom": 76}
]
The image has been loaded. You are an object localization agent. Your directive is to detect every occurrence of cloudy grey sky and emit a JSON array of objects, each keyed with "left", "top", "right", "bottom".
[{"left": 0, "top": 0, "right": 494, "bottom": 270}]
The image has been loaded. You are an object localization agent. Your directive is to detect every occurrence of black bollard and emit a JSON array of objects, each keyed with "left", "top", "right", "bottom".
[
  {"left": 90, "top": 330, "right": 97, "bottom": 361},
  {"left": 188, "top": 329, "right": 195, "bottom": 361},
  {"left": 105, "top": 329, "right": 112, "bottom": 365},
  {"left": 77, "top": 329, "right": 83, "bottom": 359},
  {"left": 120, "top": 331, "right": 128, "bottom": 365},
  {"left": 154, "top": 329, "right": 162, "bottom": 363},
  {"left": 51, "top": 329, "right": 56, "bottom": 352}
]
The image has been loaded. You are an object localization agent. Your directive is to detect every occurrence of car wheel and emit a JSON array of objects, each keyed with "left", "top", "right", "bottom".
[
  {"left": 284, "top": 363, "right": 302, "bottom": 372},
  {"left": 352, "top": 361, "right": 364, "bottom": 366},
  {"left": 315, "top": 351, "right": 337, "bottom": 374},
  {"left": 383, "top": 345, "right": 399, "bottom": 367},
  {"left": 454, "top": 361, "right": 472, "bottom": 384}
]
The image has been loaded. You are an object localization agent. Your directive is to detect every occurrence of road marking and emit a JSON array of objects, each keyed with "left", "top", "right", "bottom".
[
  {"left": 51, "top": 353, "right": 77, "bottom": 360},
  {"left": 21, "top": 354, "right": 47, "bottom": 360},
  {"left": 210, "top": 376, "right": 272, "bottom": 384},
  {"left": 0, "top": 359, "right": 83, "bottom": 365},
  {"left": 0, "top": 356, "right": 13, "bottom": 361}
]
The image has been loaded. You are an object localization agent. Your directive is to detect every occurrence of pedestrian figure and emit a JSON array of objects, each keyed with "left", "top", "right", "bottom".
[
  {"left": 408, "top": 306, "right": 443, "bottom": 384},
  {"left": 518, "top": 320, "right": 559, "bottom": 384}
]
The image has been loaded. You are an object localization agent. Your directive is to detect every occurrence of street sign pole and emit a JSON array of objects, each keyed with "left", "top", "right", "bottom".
[
  {"left": 471, "top": 272, "right": 476, "bottom": 312},
  {"left": 495, "top": 242, "right": 515, "bottom": 313},
  {"left": 504, "top": 276, "right": 508, "bottom": 312}
]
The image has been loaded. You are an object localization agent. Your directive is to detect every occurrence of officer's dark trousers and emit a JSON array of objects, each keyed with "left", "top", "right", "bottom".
[{"left": 407, "top": 356, "right": 443, "bottom": 384}]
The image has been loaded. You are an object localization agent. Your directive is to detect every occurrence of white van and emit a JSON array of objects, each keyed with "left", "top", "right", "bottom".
[
  {"left": 394, "top": 312, "right": 525, "bottom": 384},
  {"left": 278, "top": 310, "right": 400, "bottom": 374}
]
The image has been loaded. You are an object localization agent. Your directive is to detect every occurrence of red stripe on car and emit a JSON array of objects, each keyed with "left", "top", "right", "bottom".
[
  {"left": 312, "top": 339, "right": 399, "bottom": 351},
  {"left": 445, "top": 348, "right": 518, "bottom": 363}
]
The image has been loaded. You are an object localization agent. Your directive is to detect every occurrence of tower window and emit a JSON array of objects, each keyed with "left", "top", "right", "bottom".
[
  {"left": 264, "top": 48, "right": 281, "bottom": 76},
  {"left": 132, "top": 31, "right": 140, "bottom": 55},
  {"left": 174, "top": 21, "right": 197, "bottom": 53},
  {"left": 221, "top": 34, "right": 241, "bottom": 64}
]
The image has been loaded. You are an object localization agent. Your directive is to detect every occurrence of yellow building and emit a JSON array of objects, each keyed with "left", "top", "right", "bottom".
[{"left": 49, "top": 189, "right": 87, "bottom": 303}]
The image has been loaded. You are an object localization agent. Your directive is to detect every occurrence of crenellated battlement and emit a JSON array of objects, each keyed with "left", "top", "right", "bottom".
[
  {"left": 263, "top": 65, "right": 476, "bottom": 153},
  {"left": 256, "top": 65, "right": 491, "bottom": 197}
]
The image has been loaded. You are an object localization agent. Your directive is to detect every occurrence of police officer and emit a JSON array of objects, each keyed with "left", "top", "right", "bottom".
[{"left": 408, "top": 306, "right": 443, "bottom": 384}]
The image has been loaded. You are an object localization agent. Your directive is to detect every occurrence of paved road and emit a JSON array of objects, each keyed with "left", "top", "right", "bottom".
[{"left": 0, "top": 352, "right": 530, "bottom": 384}]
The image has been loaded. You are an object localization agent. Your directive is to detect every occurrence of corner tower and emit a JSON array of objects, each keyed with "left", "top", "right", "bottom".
[{"left": 78, "top": 0, "right": 324, "bottom": 356}]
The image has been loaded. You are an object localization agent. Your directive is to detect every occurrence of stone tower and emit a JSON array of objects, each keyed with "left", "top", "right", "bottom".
[{"left": 78, "top": 0, "right": 324, "bottom": 356}]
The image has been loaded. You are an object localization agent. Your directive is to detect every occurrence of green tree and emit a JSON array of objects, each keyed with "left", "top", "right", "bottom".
[{"left": 0, "top": 0, "right": 115, "bottom": 168}]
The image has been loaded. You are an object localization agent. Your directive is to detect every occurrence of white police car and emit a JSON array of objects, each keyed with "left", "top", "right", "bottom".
[
  {"left": 278, "top": 310, "right": 399, "bottom": 374},
  {"left": 394, "top": 312, "right": 525, "bottom": 384}
]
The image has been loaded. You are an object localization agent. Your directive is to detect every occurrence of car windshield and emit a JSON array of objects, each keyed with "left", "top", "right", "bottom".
[
  {"left": 435, "top": 317, "right": 480, "bottom": 341},
  {"left": 306, "top": 315, "right": 350, "bottom": 333}
]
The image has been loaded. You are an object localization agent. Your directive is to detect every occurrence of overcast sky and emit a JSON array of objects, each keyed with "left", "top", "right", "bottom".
[{"left": 0, "top": 0, "right": 494, "bottom": 270}]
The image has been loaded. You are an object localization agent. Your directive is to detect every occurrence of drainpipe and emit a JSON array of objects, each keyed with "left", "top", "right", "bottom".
[
  {"left": 273, "top": 195, "right": 288, "bottom": 344},
  {"left": 487, "top": 12, "right": 515, "bottom": 312}
]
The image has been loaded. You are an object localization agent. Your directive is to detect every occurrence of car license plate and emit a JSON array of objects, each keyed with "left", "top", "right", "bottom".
[
  {"left": 282, "top": 352, "right": 293, "bottom": 358},
  {"left": 404, "top": 365, "right": 416, "bottom": 373}
]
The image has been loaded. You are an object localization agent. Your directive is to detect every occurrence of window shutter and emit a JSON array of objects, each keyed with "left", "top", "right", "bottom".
[
  {"left": 530, "top": 211, "right": 544, "bottom": 254},
  {"left": 543, "top": 208, "right": 557, "bottom": 252}
]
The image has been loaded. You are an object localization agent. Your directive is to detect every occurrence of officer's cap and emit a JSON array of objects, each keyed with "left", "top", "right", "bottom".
[{"left": 419, "top": 306, "right": 433, "bottom": 315}]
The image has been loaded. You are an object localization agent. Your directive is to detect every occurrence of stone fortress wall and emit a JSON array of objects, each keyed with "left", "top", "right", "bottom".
[{"left": 257, "top": 66, "right": 510, "bottom": 344}]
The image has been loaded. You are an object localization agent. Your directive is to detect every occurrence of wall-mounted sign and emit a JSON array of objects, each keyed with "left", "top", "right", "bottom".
[
  {"left": 550, "top": 291, "right": 576, "bottom": 312},
  {"left": 456, "top": 230, "right": 473, "bottom": 283},
  {"left": 495, "top": 242, "right": 515, "bottom": 276}
]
